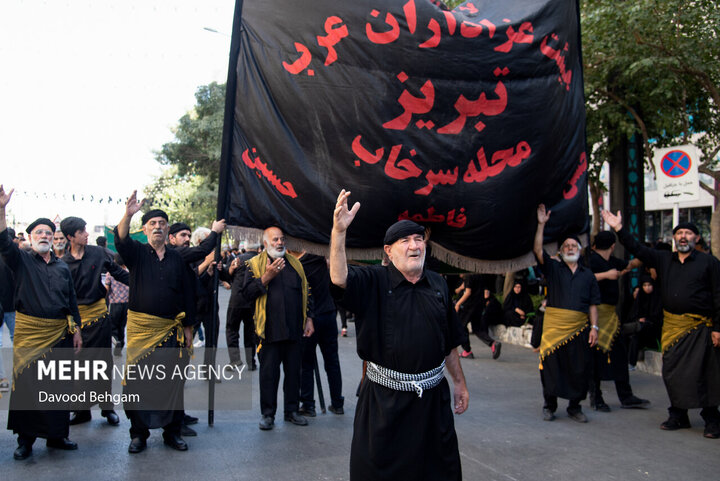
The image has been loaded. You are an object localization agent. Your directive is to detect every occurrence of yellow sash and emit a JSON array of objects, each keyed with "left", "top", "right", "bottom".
[
  {"left": 661, "top": 310, "right": 712, "bottom": 353},
  {"left": 12, "top": 311, "right": 77, "bottom": 387},
  {"left": 596, "top": 304, "right": 620, "bottom": 354},
  {"left": 247, "top": 251, "right": 308, "bottom": 348},
  {"left": 125, "top": 310, "right": 186, "bottom": 368},
  {"left": 539, "top": 307, "right": 588, "bottom": 367},
  {"left": 78, "top": 298, "right": 108, "bottom": 328}
]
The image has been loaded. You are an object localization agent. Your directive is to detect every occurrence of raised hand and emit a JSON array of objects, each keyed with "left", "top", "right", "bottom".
[
  {"left": 125, "top": 190, "right": 145, "bottom": 217},
  {"left": 601, "top": 210, "right": 623, "bottom": 232},
  {"left": 333, "top": 189, "right": 361, "bottom": 233},
  {"left": 211, "top": 219, "right": 226, "bottom": 234},
  {"left": 537, "top": 204, "right": 551, "bottom": 225},
  {"left": 0, "top": 184, "right": 15, "bottom": 208}
]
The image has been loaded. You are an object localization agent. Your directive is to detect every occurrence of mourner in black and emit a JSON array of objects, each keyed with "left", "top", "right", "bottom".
[
  {"left": 0, "top": 184, "right": 83, "bottom": 461},
  {"left": 114, "top": 193, "right": 195, "bottom": 453},
  {"left": 587, "top": 231, "right": 649, "bottom": 411},
  {"left": 602, "top": 211, "right": 720, "bottom": 439},
  {"left": 61, "top": 216, "right": 128, "bottom": 427},
  {"left": 226, "top": 251, "right": 258, "bottom": 369},
  {"left": 534, "top": 204, "right": 599, "bottom": 423},
  {"left": 330, "top": 191, "right": 468, "bottom": 481}
]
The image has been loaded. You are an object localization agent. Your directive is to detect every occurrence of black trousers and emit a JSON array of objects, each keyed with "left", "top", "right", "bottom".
[
  {"left": 110, "top": 302, "right": 128, "bottom": 346},
  {"left": 668, "top": 405, "right": 720, "bottom": 424},
  {"left": 300, "top": 310, "right": 344, "bottom": 409},
  {"left": 128, "top": 410, "right": 183, "bottom": 440},
  {"left": 460, "top": 306, "right": 494, "bottom": 352},
  {"left": 226, "top": 306, "right": 255, "bottom": 364},
  {"left": 590, "top": 336, "right": 634, "bottom": 403},
  {"left": 258, "top": 340, "right": 302, "bottom": 417}
]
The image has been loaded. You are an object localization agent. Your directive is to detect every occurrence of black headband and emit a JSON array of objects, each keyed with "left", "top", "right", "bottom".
[{"left": 383, "top": 220, "right": 425, "bottom": 245}]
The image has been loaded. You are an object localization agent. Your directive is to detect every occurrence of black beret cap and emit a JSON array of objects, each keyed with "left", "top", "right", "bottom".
[
  {"left": 141, "top": 209, "right": 168, "bottom": 225},
  {"left": 672, "top": 222, "right": 699, "bottom": 235},
  {"left": 383, "top": 220, "right": 425, "bottom": 246},
  {"left": 169, "top": 222, "right": 191, "bottom": 236},
  {"left": 26, "top": 218, "right": 55, "bottom": 234}
]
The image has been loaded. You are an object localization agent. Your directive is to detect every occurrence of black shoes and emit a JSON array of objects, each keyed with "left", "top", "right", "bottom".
[
  {"left": 163, "top": 435, "right": 188, "bottom": 451},
  {"left": 328, "top": 405, "right": 344, "bottom": 415},
  {"left": 47, "top": 438, "right": 78, "bottom": 450},
  {"left": 69, "top": 410, "right": 92, "bottom": 425},
  {"left": 101, "top": 409, "right": 120, "bottom": 426},
  {"left": 259, "top": 415, "right": 275, "bottom": 430},
  {"left": 183, "top": 414, "right": 199, "bottom": 425},
  {"left": 704, "top": 421, "right": 720, "bottom": 439},
  {"left": 491, "top": 341, "right": 502, "bottom": 360},
  {"left": 620, "top": 396, "right": 651, "bottom": 409},
  {"left": 128, "top": 437, "right": 147, "bottom": 454},
  {"left": 298, "top": 405, "right": 317, "bottom": 417},
  {"left": 591, "top": 399, "right": 611, "bottom": 412},
  {"left": 660, "top": 417, "right": 691, "bottom": 430},
  {"left": 181, "top": 424, "right": 198, "bottom": 436},
  {"left": 13, "top": 444, "right": 32, "bottom": 460},
  {"left": 542, "top": 408, "right": 556, "bottom": 421},
  {"left": 567, "top": 410, "right": 588, "bottom": 423},
  {"left": 284, "top": 411, "right": 308, "bottom": 426}
]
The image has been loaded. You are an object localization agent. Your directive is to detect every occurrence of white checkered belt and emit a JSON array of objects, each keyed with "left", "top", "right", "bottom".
[{"left": 366, "top": 360, "right": 446, "bottom": 398}]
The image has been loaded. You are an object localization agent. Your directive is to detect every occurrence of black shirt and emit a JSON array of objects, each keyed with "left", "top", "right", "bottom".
[
  {"left": 537, "top": 251, "right": 601, "bottom": 313},
  {"left": 0, "top": 228, "right": 80, "bottom": 324},
  {"left": 0, "top": 253, "right": 15, "bottom": 312},
  {"left": 226, "top": 252, "right": 256, "bottom": 309},
  {"left": 241, "top": 255, "right": 307, "bottom": 343},
  {"left": 589, "top": 251, "right": 627, "bottom": 306},
  {"left": 62, "top": 245, "right": 129, "bottom": 305},
  {"left": 113, "top": 228, "right": 195, "bottom": 326},
  {"left": 618, "top": 227, "right": 720, "bottom": 331},
  {"left": 299, "top": 253, "right": 335, "bottom": 316},
  {"left": 333, "top": 263, "right": 465, "bottom": 372},
  {"left": 462, "top": 274, "right": 485, "bottom": 313}
]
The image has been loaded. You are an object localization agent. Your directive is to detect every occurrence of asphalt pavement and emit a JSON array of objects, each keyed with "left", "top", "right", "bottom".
[{"left": 0, "top": 288, "right": 718, "bottom": 480}]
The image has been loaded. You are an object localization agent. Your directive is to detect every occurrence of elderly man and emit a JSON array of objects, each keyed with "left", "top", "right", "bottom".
[
  {"left": 114, "top": 192, "right": 196, "bottom": 453},
  {"left": 0, "top": 185, "right": 82, "bottom": 460},
  {"left": 52, "top": 230, "right": 67, "bottom": 258},
  {"left": 588, "top": 230, "right": 649, "bottom": 411},
  {"left": 602, "top": 210, "right": 720, "bottom": 438},
  {"left": 242, "top": 226, "right": 314, "bottom": 431},
  {"left": 330, "top": 190, "right": 468, "bottom": 481},
  {"left": 61, "top": 216, "right": 129, "bottom": 427},
  {"left": 534, "top": 204, "right": 599, "bottom": 423}
]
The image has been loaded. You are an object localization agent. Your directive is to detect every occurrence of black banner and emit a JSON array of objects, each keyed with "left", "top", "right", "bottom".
[{"left": 219, "top": 0, "right": 588, "bottom": 269}]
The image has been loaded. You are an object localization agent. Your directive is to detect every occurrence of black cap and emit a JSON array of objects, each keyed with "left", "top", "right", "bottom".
[
  {"left": 383, "top": 220, "right": 425, "bottom": 246},
  {"left": 26, "top": 218, "right": 55, "bottom": 234},
  {"left": 672, "top": 222, "right": 699, "bottom": 235},
  {"left": 141, "top": 209, "right": 168, "bottom": 225},
  {"left": 560, "top": 233, "right": 582, "bottom": 248},
  {"left": 593, "top": 231, "right": 616, "bottom": 250},
  {"left": 60, "top": 216, "right": 86, "bottom": 238},
  {"left": 169, "top": 222, "right": 191, "bottom": 236}
]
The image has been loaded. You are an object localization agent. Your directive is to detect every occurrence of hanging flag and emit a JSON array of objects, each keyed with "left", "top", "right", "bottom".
[{"left": 218, "top": 0, "right": 588, "bottom": 271}]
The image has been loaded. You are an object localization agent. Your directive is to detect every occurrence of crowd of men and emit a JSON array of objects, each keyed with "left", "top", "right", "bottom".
[{"left": 1, "top": 183, "right": 719, "bottom": 480}]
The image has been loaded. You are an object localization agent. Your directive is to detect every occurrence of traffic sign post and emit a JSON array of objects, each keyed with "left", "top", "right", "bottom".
[{"left": 652, "top": 145, "right": 700, "bottom": 205}]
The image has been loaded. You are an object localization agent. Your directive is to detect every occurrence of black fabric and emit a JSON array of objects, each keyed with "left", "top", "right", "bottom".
[
  {"left": 168, "top": 222, "right": 191, "bottom": 236},
  {"left": 672, "top": 222, "right": 699, "bottom": 235},
  {"left": 228, "top": 252, "right": 256, "bottom": 309},
  {"left": 62, "top": 245, "right": 129, "bottom": 305},
  {"left": 540, "top": 330, "right": 590, "bottom": 401},
  {"left": 25, "top": 218, "right": 55, "bottom": 234},
  {"left": 593, "top": 230, "right": 616, "bottom": 250},
  {"left": 74, "top": 313, "right": 114, "bottom": 410},
  {"left": 0, "top": 253, "right": 15, "bottom": 312},
  {"left": 110, "top": 302, "right": 128, "bottom": 347},
  {"left": 0, "top": 229, "right": 80, "bottom": 323},
  {"left": 113, "top": 228, "right": 195, "bottom": 326},
  {"left": 220, "top": 0, "right": 589, "bottom": 263},
  {"left": 618, "top": 227, "right": 720, "bottom": 331},
  {"left": 589, "top": 335, "right": 634, "bottom": 403},
  {"left": 589, "top": 251, "right": 627, "bottom": 306},
  {"left": 226, "top": 306, "right": 255, "bottom": 364},
  {"left": 258, "top": 339, "right": 302, "bottom": 416},
  {"left": 300, "top": 310, "right": 343, "bottom": 409},
  {"left": 140, "top": 209, "right": 168, "bottom": 225},
  {"left": 299, "top": 253, "right": 335, "bottom": 316},
  {"left": 537, "top": 251, "right": 600, "bottom": 313},
  {"left": 333, "top": 262, "right": 463, "bottom": 480},
  {"left": 502, "top": 288, "right": 533, "bottom": 327},
  {"left": 383, "top": 220, "right": 425, "bottom": 246},
  {"left": 59, "top": 216, "right": 86, "bottom": 238}
]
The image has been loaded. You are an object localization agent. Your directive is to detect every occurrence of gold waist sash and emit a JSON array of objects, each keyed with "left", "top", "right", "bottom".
[
  {"left": 661, "top": 310, "right": 711, "bottom": 353},
  {"left": 596, "top": 304, "right": 620, "bottom": 354},
  {"left": 539, "top": 307, "right": 588, "bottom": 365},
  {"left": 12, "top": 311, "right": 77, "bottom": 387},
  {"left": 125, "top": 310, "right": 186, "bottom": 368},
  {"left": 78, "top": 298, "right": 108, "bottom": 328}
]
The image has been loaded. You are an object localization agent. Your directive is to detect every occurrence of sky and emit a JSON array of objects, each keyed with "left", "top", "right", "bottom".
[{"left": 0, "top": 0, "right": 235, "bottom": 232}]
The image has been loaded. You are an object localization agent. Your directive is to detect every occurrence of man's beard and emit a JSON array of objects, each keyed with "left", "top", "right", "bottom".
[
  {"left": 54, "top": 241, "right": 66, "bottom": 250},
  {"left": 675, "top": 239, "right": 695, "bottom": 253},
  {"left": 267, "top": 245, "right": 286, "bottom": 259},
  {"left": 32, "top": 240, "right": 51, "bottom": 254},
  {"left": 562, "top": 252, "right": 580, "bottom": 263}
]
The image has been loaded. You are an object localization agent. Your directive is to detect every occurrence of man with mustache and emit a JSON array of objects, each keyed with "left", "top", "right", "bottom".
[
  {"left": 0, "top": 184, "right": 83, "bottom": 460},
  {"left": 60, "top": 216, "right": 129, "bottom": 427},
  {"left": 534, "top": 204, "right": 600, "bottom": 423},
  {"left": 114, "top": 192, "right": 196, "bottom": 453},
  {"left": 329, "top": 190, "right": 468, "bottom": 481},
  {"left": 602, "top": 210, "right": 720, "bottom": 439},
  {"left": 52, "top": 230, "right": 67, "bottom": 258},
  {"left": 242, "top": 226, "right": 314, "bottom": 430}
]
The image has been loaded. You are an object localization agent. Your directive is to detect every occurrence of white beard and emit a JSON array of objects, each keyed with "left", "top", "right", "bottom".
[
  {"left": 562, "top": 252, "right": 580, "bottom": 263},
  {"left": 32, "top": 240, "right": 51, "bottom": 254},
  {"left": 267, "top": 245, "right": 286, "bottom": 259}
]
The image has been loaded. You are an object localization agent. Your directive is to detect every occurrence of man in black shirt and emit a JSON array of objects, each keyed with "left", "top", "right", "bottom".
[
  {"left": 114, "top": 191, "right": 196, "bottom": 453},
  {"left": 534, "top": 204, "right": 599, "bottom": 423},
  {"left": 0, "top": 227, "right": 16, "bottom": 392},
  {"left": 588, "top": 231, "right": 649, "bottom": 412},
  {"left": 603, "top": 210, "right": 720, "bottom": 439},
  {"left": 330, "top": 190, "right": 468, "bottom": 481},
  {"left": 0, "top": 184, "right": 83, "bottom": 460},
  {"left": 226, "top": 251, "right": 258, "bottom": 370},
  {"left": 242, "top": 227, "right": 314, "bottom": 430},
  {"left": 61, "top": 216, "right": 128, "bottom": 427}
]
